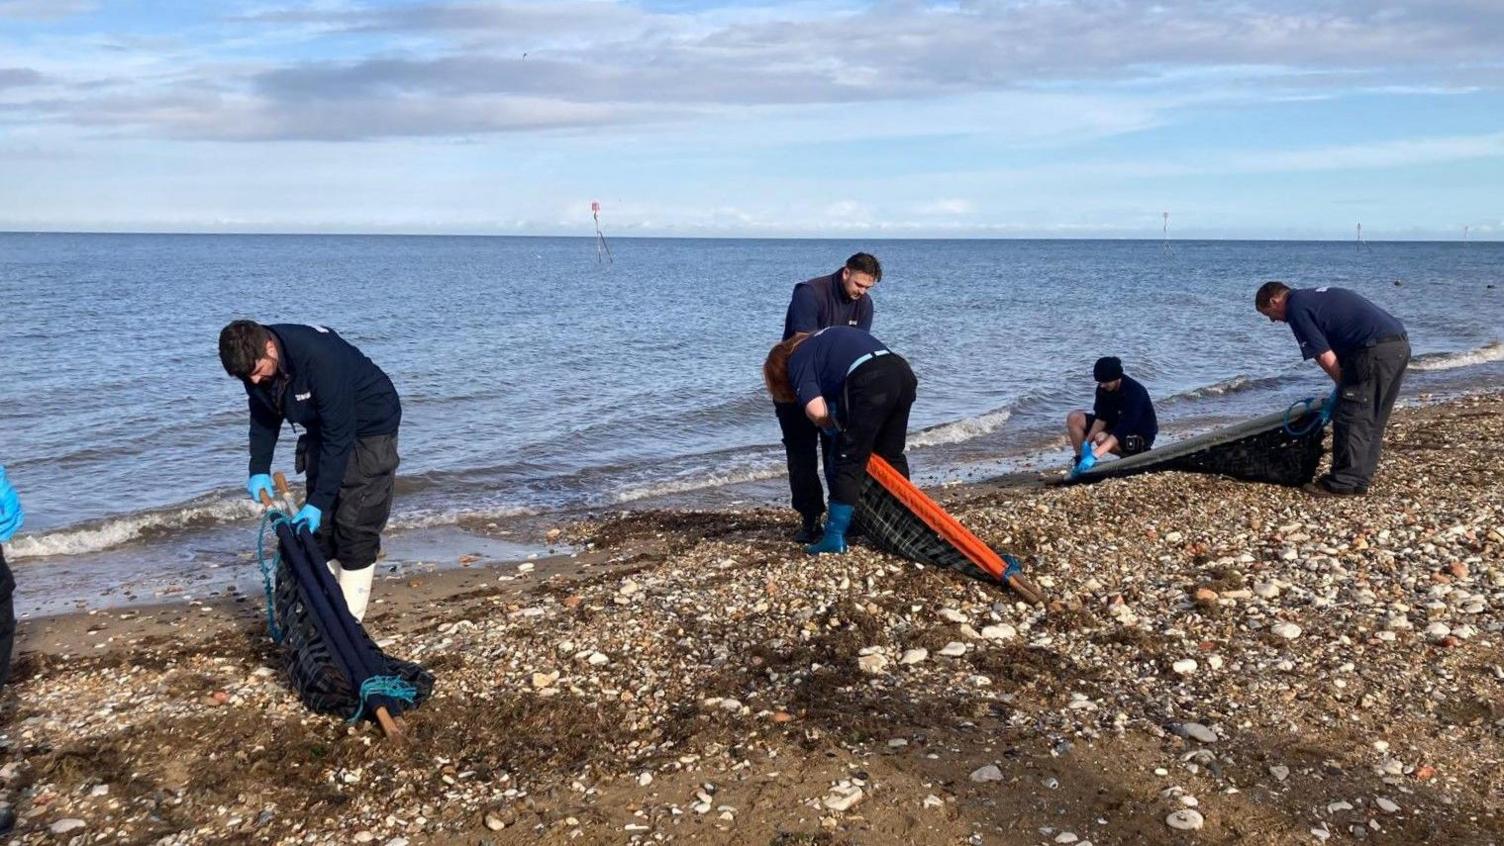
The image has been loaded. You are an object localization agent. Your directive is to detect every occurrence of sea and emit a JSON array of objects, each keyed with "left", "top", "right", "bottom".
[{"left": 2, "top": 234, "right": 1501, "bottom": 616}]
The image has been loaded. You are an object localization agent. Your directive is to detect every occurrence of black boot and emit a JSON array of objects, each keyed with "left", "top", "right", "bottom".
[{"left": 793, "top": 513, "right": 823, "bottom": 544}]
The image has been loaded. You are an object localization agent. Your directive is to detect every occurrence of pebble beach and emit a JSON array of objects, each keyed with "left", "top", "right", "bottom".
[{"left": 2, "top": 391, "right": 1502, "bottom": 845}]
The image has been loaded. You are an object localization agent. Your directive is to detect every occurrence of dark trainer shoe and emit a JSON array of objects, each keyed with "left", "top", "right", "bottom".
[
  {"left": 793, "top": 518, "right": 824, "bottom": 545},
  {"left": 1302, "top": 482, "right": 1362, "bottom": 498}
]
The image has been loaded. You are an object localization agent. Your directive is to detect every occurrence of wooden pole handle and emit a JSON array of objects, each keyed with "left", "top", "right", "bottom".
[
  {"left": 273, "top": 471, "right": 291, "bottom": 497},
  {"left": 375, "top": 706, "right": 404, "bottom": 739},
  {"left": 258, "top": 489, "right": 276, "bottom": 509}
]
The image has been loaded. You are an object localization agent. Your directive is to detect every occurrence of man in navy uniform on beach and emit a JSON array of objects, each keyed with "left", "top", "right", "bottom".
[
  {"left": 1256, "top": 281, "right": 1410, "bottom": 497},
  {"left": 219, "top": 320, "right": 401, "bottom": 621},
  {"left": 1067, "top": 356, "right": 1157, "bottom": 477},
  {"left": 763, "top": 326, "right": 917, "bottom": 555},
  {"left": 776, "top": 253, "right": 881, "bottom": 543},
  {"left": 0, "top": 465, "right": 23, "bottom": 686}
]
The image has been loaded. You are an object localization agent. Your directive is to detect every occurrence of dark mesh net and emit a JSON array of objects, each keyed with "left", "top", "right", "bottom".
[
  {"left": 1075, "top": 406, "right": 1327, "bottom": 487},
  {"left": 273, "top": 556, "right": 434, "bottom": 719},
  {"left": 854, "top": 474, "right": 994, "bottom": 582}
]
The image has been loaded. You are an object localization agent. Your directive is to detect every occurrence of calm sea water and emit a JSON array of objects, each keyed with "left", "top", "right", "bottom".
[{"left": 2, "top": 234, "right": 1501, "bottom": 613}]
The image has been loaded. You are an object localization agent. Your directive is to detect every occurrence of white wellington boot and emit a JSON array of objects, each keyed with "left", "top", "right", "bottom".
[{"left": 339, "top": 565, "right": 375, "bottom": 622}]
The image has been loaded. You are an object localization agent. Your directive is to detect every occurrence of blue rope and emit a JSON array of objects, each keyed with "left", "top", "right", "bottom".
[
  {"left": 257, "top": 508, "right": 289, "bottom": 643},
  {"left": 1283, "top": 388, "right": 1339, "bottom": 437},
  {"left": 348, "top": 675, "right": 418, "bottom": 724},
  {"left": 1002, "top": 553, "right": 1023, "bottom": 582}
]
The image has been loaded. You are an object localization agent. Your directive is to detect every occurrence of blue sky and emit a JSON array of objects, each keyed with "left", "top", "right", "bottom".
[{"left": 0, "top": 0, "right": 1500, "bottom": 238}]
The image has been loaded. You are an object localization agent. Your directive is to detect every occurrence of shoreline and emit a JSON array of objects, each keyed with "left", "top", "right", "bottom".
[{"left": 1, "top": 391, "right": 1501, "bottom": 844}]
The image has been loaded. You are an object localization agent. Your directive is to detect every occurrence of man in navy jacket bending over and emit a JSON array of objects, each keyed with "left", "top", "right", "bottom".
[
  {"left": 776, "top": 253, "right": 881, "bottom": 543},
  {"left": 219, "top": 320, "right": 401, "bottom": 621}
]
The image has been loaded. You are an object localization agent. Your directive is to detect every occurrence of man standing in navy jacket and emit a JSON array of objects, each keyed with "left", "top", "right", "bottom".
[
  {"left": 776, "top": 253, "right": 881, "bottom": 543},
  {"left": 1256, "top": 281, "right": 1410, "bottom": 496},
  {"left": 219, "top": 320, "right": 401, "bottom": 621}
]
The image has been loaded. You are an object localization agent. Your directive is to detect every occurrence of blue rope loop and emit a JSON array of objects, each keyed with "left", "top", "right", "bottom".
[
  {"left": 1283, "top": 388, "right": 1339, "bottom": 437},
  {"left": 257, "top": 508, "right": 290, "bottom": 643},
  {"left": 1001, "top": 553, "right": 1023, "bottom": 581},
  {"left": 348, "top": 675, "right": 418, "bottom": 724}
]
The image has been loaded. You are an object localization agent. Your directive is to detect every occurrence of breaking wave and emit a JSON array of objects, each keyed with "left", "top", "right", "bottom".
[
  {"left": 8, "top": 494, "right": 259, "bottom": 560},
  {"left": 1411, "top": 341, "right": 1504, "bottom": 371},
  {"left": 907, "top": 407, "right": 1014, "bottom": 449}
]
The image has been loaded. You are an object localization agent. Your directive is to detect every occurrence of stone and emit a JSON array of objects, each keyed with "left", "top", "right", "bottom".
[
  {"left": 50, "top": 819, "right": 86, "bottom": 835},
  {"left": 385, "top": 839, "right": 410, "bottom": 846},
  {"left": 1172, "top": 659, "right": 1198, "bottom": 675},
  {"left": 981, "top": 624, "right": 1016, "bottom": 641},
  {"left": 1193, "top": 588, "right": 1218, "bottom": 604},
  {"left": 1181, "top": 722, "right": 1216, "bottom": 743},
  {"left": 900, "top": 648, "right": 929, "bottom": 665},
  {"left": 1375, "top": 797, "right": 1399, "bottom": 814},
  {"left": 1425, "top": 622, "right": 1451, "bottom": 641},
  {"left": 1269, "top": 765, "right": 1290, "bottom": 782},
  {"left": 970, "top": 764, "right": 1005, "bottom": 782},
  {"left": 1254, "top": 581, "right": 1280, "bottom": 599},
  {"left": 1271, "top": 622, "right": 1302, "bottom": 640},
  {"left": 638, "top": 772, "right": 653, "bottom": 786},
  {"left": 1056, "top": 833, "right": 1079, "bottom": 844},
  {"left": 531, "top": 670, "right": 560, "bottom": 689},
  {"left": 858, "top": 654, "right": 890, "bottom": 675},
  {"left": 940, "top": 608, "right": 969, "bottom": 624},
  {"left": 822, "top": 785, "right": 864, "bottom": 812},
  {"left": 1166, "top": 809, "right": 1204, "bottom": 831},
  {"left": 484, "top": 813, "right": 506, "bottom": 831},
  {"left": 939, "top": 641, "right": 968, "bottom": 657},
  {"left": 923, "top": 794, "right": 944, "bottom": 809},
  {"left": 353, "top": 833, "right": 374, "bottom": 844},
  {"left": 587, "top": 651, "right": 609, "bottom": 666}
]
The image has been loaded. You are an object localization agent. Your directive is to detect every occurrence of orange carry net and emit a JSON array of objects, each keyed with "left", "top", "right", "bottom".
[{"left": 861, "top": 455, "right": 1045, "bottom": 605}]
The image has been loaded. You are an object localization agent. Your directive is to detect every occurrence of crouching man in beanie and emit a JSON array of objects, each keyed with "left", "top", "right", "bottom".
[
  {"left": 1066, "top": 356, "right": 1157, "bottom": 476},
  {"left": 218, "top": 320, "right": 401, "bottom": 621}
]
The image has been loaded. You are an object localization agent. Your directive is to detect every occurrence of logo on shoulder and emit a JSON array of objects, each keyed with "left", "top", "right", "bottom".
[
  {"left": 295, "top": 392, "right": 312, "bottom": 401},
  {"left": 1315, "top": 287, "right": 1330, "bottom": 293},
  {"left": 312, "top": 325, "right": 330, "bottom": 333}
]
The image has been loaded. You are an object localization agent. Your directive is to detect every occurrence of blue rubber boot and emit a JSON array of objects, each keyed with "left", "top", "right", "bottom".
[{"left": 805, "top": 502, "right": 853, "bottom": 555}]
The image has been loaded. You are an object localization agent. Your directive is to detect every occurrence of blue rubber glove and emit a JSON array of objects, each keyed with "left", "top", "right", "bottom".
[
  {"left": 1072, "top": 445, "right": 1098, "bottom": 477},
  {"left": 293, "top": 504, "right": 322, "bottom": 535},
  {"left": 247, "top": 473, "right": 274, "bottom": 504},
  {"left": 0, "top": 466, "right": 22, "bottom": 543}
]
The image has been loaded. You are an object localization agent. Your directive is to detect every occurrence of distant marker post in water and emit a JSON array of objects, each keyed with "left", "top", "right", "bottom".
[{"left": 592, "top": 201, "right": 613, "bottom": 265}]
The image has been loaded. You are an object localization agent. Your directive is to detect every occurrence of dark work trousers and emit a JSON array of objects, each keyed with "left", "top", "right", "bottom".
[
  {"left": 774, "top": 401, "right": 836, "bottom": 520},
  {"left": 0, "top": 546, "right": 13, "bottom": 686},
  {"left": 305, "top": 433, "right": 400, "bottom": 570},
  {"left": 830, "top": 355, "right": 919, "bottom": 505},
  {"left": 1326, "top": 338, "right": 1410, "bottom": 493}
]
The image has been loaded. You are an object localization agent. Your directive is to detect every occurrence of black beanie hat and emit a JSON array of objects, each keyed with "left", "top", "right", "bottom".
[{"left": 1093, "top": 356, "right": 1124, "bottom": 382}]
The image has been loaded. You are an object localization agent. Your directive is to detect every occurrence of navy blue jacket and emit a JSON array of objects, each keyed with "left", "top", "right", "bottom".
[
  {"left": 1093, "top": 374, "right": 1157, "bottom": 445},
  {"left": 781, "top": 270, "right": 874, "bottom": 341},
  {"left": 245, "top": 324, "right": 401, "bottom": 512},
  {"left": 1285, "top": 287, "right": 1406, "bottom": 361},
  {"left": 788, "top": 326, "right": 892, "bottom": 416}
]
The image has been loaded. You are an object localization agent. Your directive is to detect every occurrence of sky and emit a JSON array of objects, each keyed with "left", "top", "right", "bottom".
[{"left": 0, "top": 0, "right": 1501, "bottom": 239}]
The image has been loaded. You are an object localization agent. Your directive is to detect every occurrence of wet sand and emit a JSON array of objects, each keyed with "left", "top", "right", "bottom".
[{"left": 1, "top": 392, "right": 1502, "bottom": 844}]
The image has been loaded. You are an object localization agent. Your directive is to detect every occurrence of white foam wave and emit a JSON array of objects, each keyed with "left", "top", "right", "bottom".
[
  {"left": 388, "top": 504, "right": 540, "bottom": 530},
  {"left": 8, "top": 495, "right": 259, "bottom": 560},
  {"left": 907, "top": 408, "right": 1013, "bottom": 449},
  {"left": 1176, "top": 375, "right": 1256, "bottom": 400},
  {"left": 1410, "top": 341, "right": 1504, "bottom": 371},
  {"left": 612, "top": 465, "right": 784, "bottom": 504}
]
